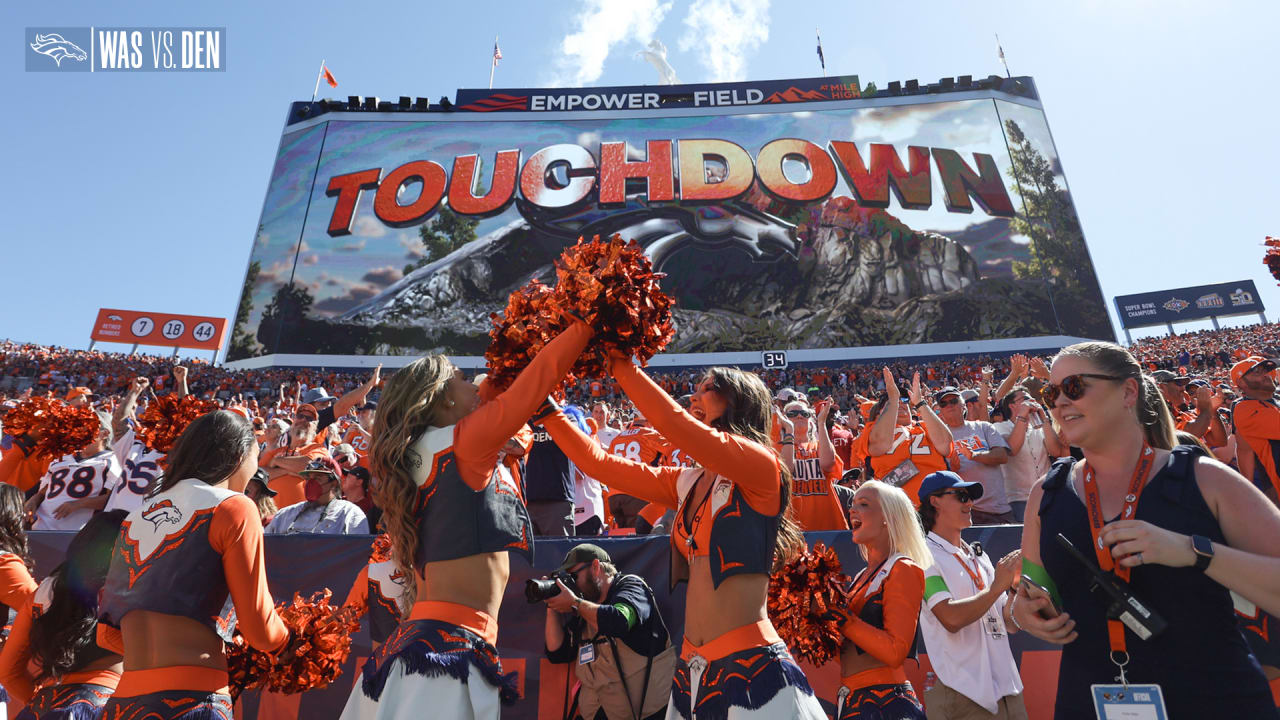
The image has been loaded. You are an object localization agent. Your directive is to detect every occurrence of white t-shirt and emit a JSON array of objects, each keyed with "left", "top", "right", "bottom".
[
  {"left": 573, "top": 464, "right": 605, "bottom": 529},
  {"left": 919, "top": 531, "right": 1023, "bottom": 713},
  {"left": 992, "top": 420, "right": 1053, "bottom": 504},
  {"left": 596, "top": 426, "right": 621, "bottom": 450},
  {"left": 108, "top": 428, "right": 165, "bottom": 514},
  {"left": 34, "top": 450, "right": 122, "bottom": 531}
]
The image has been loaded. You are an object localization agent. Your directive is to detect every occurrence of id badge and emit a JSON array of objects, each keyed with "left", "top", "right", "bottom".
[
  {"left": 578, "top": 642, "right": 596, "bottom": 665},
  {"left": 883, "top": 459, "right": 919, "bottom": 488},
  {"left": 982, "top": 613, "right": 1005, "bottom": 640},
  {"left": 1091, "top": 684, "right": 1167, "bottom": 720}
]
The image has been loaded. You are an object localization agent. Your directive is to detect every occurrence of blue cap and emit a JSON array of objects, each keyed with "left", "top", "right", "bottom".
[{"left": 917, "top": 470, "right": 984, "bottom": 503}]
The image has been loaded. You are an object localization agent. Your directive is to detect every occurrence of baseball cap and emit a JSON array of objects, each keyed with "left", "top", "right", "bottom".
[
  {"left": 775, "top": 388, "right": 802, "bottom": 403},
  {"left": 1231, "top": 357, "right": 1277, "bottom": 388},
  {"left": 295, "top": 403, "right": 319, "bottom": 421},
  {"left": 555, "top": 543, "right": 611, "bottom": 573},
  {"left": 1151, "top": 370, "right": 1190, "bottom": 384},
  {"left": 917, "top": 470, "right": 985, "bottom": 503},
  {"left": 960, "top": 389, "right": 980, "bottom": 402},
  {"left": 249, "top": 468, "right": 278, "bottom": 497},
  {"left": 301, "top": 387, "right": 336, "bottom": 405},
  {"left": 933, "top": 386, "right": 961, "bottom": 402},
  {"left": 359, "top": 401, "right": 378, "bottom": 411},
  {"left": 1187, "top": 379, "right": 1210, "bottom": 389},
  {"left": 299, "top": 456, "right": 342, "bottom": 481},
  {"left": 66, "top": 386, "right": 93, "bottom": 401}
]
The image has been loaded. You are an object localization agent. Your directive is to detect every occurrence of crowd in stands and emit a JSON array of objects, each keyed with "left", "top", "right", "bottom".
[{"left": 2, "top": 322, "right": 1280, "bottom": 718}]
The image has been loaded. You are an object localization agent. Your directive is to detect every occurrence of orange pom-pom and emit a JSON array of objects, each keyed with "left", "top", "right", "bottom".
[
  {"left": 137, "top": 394, "right": 218, "bottom": 453},
  {"left": 483, "top": 234, "right": 675, "bottom": 393},
  {"left": 3, "top": 397, "right": 99, "bottom": 458},
  {"left": 766, "top": 542, "right": 851, "bottom": 666},
  {"left": 370, "top": 533, "right": 393, "bottom": 563},
  {"left": 226, "top": 590, "right": 362, "bottom": 697}
]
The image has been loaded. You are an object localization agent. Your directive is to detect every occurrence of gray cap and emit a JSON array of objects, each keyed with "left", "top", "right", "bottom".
[{"left": 301, "top": 387, "right": 336, "bottom": 404}]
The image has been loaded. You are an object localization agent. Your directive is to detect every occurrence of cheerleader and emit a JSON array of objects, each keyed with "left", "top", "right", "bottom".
[
  {"left": 538, "top": 358, "right": 827, "bottom": 719},
  {"left": 0, "top": 484, "right": 37, "bottom": 713},
  {"left": 340, "top": 322, "right": 591, "bottom": 720},
  {"left": 832, "top": 481, "right": 931, "bottom": 720},
  {"left": 96, "top": 410, "right": 288, "bottom": 719},
  {"left": 0, "top": 511, "right": 127, "bottom": 719}
]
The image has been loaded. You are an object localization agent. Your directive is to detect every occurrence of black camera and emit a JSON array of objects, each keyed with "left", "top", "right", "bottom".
[
  {"left": 1056, "top": 533, "right": 1167, "bottom": 641},
  {"left": 525, "top": 570, "right": 579, "bottom": 604}
]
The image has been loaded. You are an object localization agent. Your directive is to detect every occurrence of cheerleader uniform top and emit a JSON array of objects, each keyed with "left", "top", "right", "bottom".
[
  {"left": 345, "top": 545, "right": 410, "bottom": 645},
  {"left": 0, "top": 575, "right": 120, "bottom": 703},
  {"left": 406, "top": 322, "right": 591, "bottom": 574},
  {"left": 839, "top": 554, "right": 923, "bottom": 687},
  {"left": 0, "top": 550, "right": 36, "bottom": 640},
  {"left": 542, "top": 357, "right": 783, "bottom": 589},
  {"left": 1038, "top": 446, "right": 1277, "bottom": 719},
  {"left": 97, "top": 478, "right": 288, "bottom": 655}
]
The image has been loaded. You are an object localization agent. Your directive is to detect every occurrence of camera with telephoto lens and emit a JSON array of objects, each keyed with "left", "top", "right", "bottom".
[
  {"left": 525, "top": 570, "right": 579, "bottom": 604},
  {"left": 1055, "top": 533, "right": 1167, "bottom": 641}
]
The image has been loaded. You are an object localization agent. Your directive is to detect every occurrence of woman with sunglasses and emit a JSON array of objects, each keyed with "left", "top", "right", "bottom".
[
  {"left": 537, "top": 359, "right": 825, "bottom": 719},
  {"left": 1013, "top": 341, "right": 1280, "bottom": 719},
  {"left": 829, "top": 480, "right": 932, "bottom": 720},
  {"left": 781, "top": 398, "right": 849, "bottom": 530},
  {"left": 916, "top": 471, "right": 1026, "bottom": 719},
  {"left": 866, "top": 369, "right": 953, "bottom": 506}
]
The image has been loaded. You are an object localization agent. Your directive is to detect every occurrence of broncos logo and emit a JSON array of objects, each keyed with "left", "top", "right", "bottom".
[
  {"left": 29, "top": 33, "right": 87, "bottom": 67},
  {"left": 141, "top": 499, "right": 183, "bottom": 530}
]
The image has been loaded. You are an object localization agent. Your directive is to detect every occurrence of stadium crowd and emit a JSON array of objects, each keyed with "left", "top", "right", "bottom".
[{"left": 0, "top": 322, "right": 1279, "bottom": 719}]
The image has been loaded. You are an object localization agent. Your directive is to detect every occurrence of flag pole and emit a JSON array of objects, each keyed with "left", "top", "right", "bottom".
[
  {"left": 995, "top": 34, "right": 1011, "bottom": 78},
  {"left": 489, "top": 37, "right": 497, "bottom": 89},
  {"left": 312, "top": 58, "right": 325, "bottom": 101}
]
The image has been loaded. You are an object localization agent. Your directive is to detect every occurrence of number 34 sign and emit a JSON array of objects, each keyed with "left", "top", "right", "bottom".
[{"left": 91, "top": 308, "right": 227, "bottom": 351}]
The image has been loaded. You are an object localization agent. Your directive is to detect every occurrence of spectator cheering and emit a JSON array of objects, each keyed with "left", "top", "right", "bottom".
[
  {"left": 933, "top": 386, "right": 1015, "bottom": 524},
  {"left": 866, "top": 369, "right": 953, "bottom": 504}
]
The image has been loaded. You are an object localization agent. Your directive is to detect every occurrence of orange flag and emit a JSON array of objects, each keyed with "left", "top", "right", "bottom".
[{"left": 322, "top": 65, "right": 337, "bottom": 88}]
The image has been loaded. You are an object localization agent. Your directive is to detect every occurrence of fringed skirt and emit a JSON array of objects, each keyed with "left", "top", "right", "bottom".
[
  {"left": 15, "top": 683, "right": 114, "bottom": 720},
  {"left": 666, "top": 642, "right": 825, "bottom": 720},
  {"left": 100, "top": 691, "right": 232, "bottom": 720},
  {"left": 837, "top": 684, "right": 924, "bottom": 720},
  {"left": 340, "top": 618, "right": 518, "bottom": 720}
]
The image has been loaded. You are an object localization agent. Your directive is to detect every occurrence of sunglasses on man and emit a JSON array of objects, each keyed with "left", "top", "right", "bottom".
[
  {"left": 1039, "top": 373, "right": 1127, "bottom": 405},
  {"left": 937, "top": 489, "right": 975, "bottom": 502},
  {"left": 785, "top": 409, "right": 813, "bottom": 418},
  {"left": 936, "top": 397, "right": 961, "bottom": 408}
]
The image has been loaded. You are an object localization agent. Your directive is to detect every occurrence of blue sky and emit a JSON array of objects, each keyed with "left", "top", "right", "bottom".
[{"left": 3, "top": 0, "right": 1277, "bottom": 359}]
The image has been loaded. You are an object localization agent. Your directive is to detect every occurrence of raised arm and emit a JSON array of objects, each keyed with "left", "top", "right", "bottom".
[
  {"left": 608, "top": 358, "right": 779, "bottom": 496},
  {"left": 542, "top": 411, "right": 682, "bottom": 510},
  {"left": 113, "top": 377, "right": 149, "bottom": 440},
  {"left": 334, "top": 365, "right": 382, "bottom": 419},
  {"left": 211, "top": 496, "right": 289, "bottom": 653},
  {"left": 815, "top": 399, "right": 836, "bottom": 475},
  {"left": 840, "top": 563, "right": 924, "bottom": 667},
  {"left": 454, "top": 323, "right": 592, "bottom": 477}
]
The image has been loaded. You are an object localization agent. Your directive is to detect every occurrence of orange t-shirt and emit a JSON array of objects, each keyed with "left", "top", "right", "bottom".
[{"left": 789, "top": 440, "right": 848, "bottom": 531}]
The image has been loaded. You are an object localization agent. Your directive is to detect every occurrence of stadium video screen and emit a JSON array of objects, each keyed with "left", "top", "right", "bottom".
[{"left": 227, "top": 89, "right": 1111, "bottom": 363}]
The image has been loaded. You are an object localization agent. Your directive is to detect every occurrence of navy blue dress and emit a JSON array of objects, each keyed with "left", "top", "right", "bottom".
[{"left": 1038, "top": 445, "right": 1278, "bottom": 719}]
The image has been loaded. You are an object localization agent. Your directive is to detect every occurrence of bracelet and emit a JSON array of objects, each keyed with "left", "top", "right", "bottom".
[
  {"left": 913, "top": 401, "right": 927, "bottom": 410},
  {"left": 1015, "top": 416, "right": 1028, "bottom": 424},
  {"left": 780, "top": 433, "right": 795, "bottom": 442},
  {"left": 779, "top": 440, "right": 794, "bottom": 446},
  {"left": 1007, "top": 596, "right": 1024, "bottom": 632}
]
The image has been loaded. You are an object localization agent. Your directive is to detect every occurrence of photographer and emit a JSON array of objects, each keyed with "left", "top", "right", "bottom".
[{"left": 541, "top": 544, "right": 675, "bottom": 720}]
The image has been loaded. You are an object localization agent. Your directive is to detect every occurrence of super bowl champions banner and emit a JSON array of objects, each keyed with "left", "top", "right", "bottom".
[
  {"left": 30, "top": 529, "right": 1082, "bottom": 720},
  {"left": 226, "top": 78, "right": 1112, "bottom": 364}
]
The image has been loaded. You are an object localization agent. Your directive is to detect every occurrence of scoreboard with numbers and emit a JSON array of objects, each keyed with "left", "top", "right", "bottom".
[
  {"left": 762, "top": 351, "right": 788, "bottom": 369},
  {"left": 90, "top": 308, "right": 227, "bottom": 352}
]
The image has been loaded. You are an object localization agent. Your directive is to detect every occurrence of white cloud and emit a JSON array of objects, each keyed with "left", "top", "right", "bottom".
[
  {"left": 551, "top": 0, "right": 673, "bottom": 86},
  {"left": 353, "top": 214, "right": 388, "bottom": 238},
  {"left": 679, "top": 0, "right": 770, "bottom": 82},
  {"left": 335, "top": 239, "right": 367, "bottom": 252}
]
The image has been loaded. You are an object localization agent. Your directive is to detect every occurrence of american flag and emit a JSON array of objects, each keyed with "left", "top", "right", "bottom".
[{"left": 493, "top": 39, "right": 502, "bottom": 65}]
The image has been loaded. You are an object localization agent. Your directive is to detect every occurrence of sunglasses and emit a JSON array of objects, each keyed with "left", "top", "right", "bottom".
[
  {"left": 938, "top": 489, "right": 975, "bottom": 502},
  {"left": 937, "top": 397, "right": 961, "bottom": 407},
  {"left": 785, "top": 409, "right": 813, "bottom": 418},
  {"left": 1039, "top": 373, "right": 1128, "bottom": 405}
]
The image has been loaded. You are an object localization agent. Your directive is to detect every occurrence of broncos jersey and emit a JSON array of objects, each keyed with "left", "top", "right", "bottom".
[
  {"left": 661, "top": 439, "right": 699, "bottom": 469},
  {"left": 868, "top": 424, "right": 950, "bottom": 506},
  {"left": 34, "top": 451, "right": 122, "bottom": 531},
  {"left": 107, "top": 429, "right": 165, "bottom": 514},
  {"left": 608, "top": 427, "right": 669, "bottom": 466}
]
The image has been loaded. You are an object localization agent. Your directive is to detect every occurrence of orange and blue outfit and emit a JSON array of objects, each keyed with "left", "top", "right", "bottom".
[
  {"left": 342, "top": 322, "right": 591, "bottom": 719},
  {"left": 869, "top": 425, "right": 950, "bottom": 506},
  {"left": 96, "top": 479, "right": 288, "bottom": 720},
  {"left": 836, "top": 556, "right": 925, "bottom": 720},
  {"left": 0, "top": 576, "right": 119, "bottom": 719},
  {"left": 541, "top": 358, "right": 825, "bottom": 720},
  {"left": 344, "top": 545, "right": 410, "bottom": 647}
]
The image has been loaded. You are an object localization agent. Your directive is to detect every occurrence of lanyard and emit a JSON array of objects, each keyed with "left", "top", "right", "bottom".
[
  {"left": 952, "top": 552, "right": 986, "bottom": 591},
  {"left": 1080, "top": 443, "right": 1154, "bottom": 658}
]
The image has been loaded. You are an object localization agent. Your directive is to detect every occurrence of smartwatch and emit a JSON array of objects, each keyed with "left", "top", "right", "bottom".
[{"left": 1190, "top": 535, "right": 1214, "bottom": 571}]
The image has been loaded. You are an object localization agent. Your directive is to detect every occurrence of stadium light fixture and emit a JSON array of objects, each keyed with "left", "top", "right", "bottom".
[
  {"left": 363, "top": 96, "right": 380, "bottom": 111},
  {"left": 958, "top": 75, "right": 972, "bottom": 87},
  {"left": 439, "top": 96, "right": 454, "bottom": 111},
  {"left": 940, "top": 77, "right": 955, "bottom": 90},
  {"left": 348, "top": 96, "right": 362, "bottom": 110},
  {"left": 399, "top": 96, "right": 411, "bottom": 110},
  {"left": 904, "top": 79, "right": 919, "bottom": 93},
  {"left": 887, "top": 81, "right": 901, "bottom": 95},
  {"left": 414, "top": 97, "right": 430, "bottom": 110}
]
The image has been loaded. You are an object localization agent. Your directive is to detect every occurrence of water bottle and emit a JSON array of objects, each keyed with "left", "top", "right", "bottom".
[{"left": 923, "top": 671, "right": 936, "bottom": 693}]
